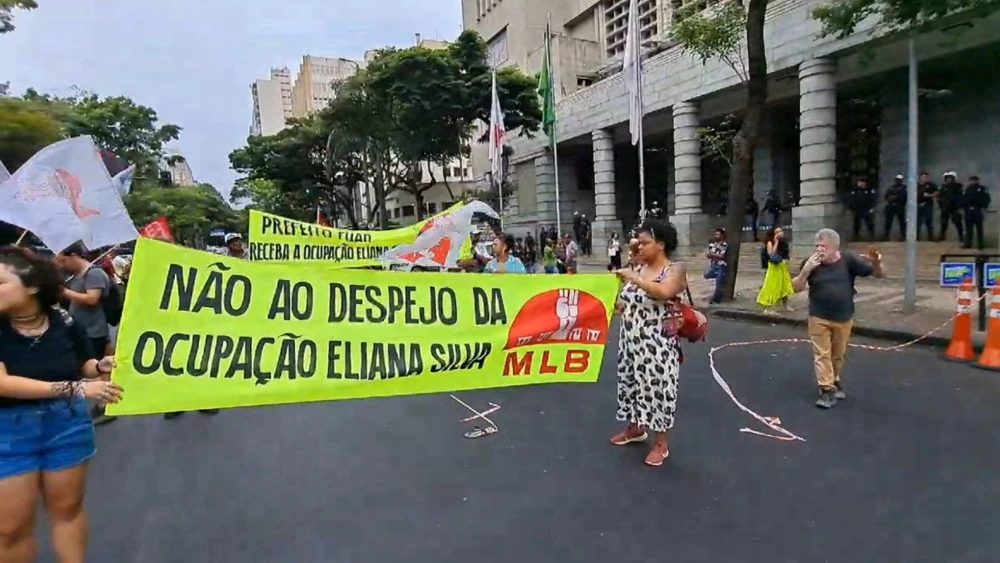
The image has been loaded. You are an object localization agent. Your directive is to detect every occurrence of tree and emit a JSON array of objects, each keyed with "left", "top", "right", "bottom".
[
  {"left": 813, "top": 0, "right": 1000, "bottom": 37},
  {"left": 125, "top": 182, "right": 244, "bottom": 246},
  {"left": 322, "top": 30, "right": 541, "bottom": 222},
  {"left": 229, "top": 116, "right": 366, "bottom": 227},
  {"left": 21, "top": 89, "right": 181, "bottom": 175},
  {"left": 671, "top": 0, "right": 769, "bottom": 301},
  {"left": 0, "top": 97, "right": 62, "bottom": 169},
  {"left": 0, "top": 0, "right": 36, "bottom": 33}
]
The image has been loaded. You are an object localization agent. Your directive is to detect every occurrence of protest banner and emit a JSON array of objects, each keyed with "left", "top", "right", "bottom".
[
  {"left": 107, "top": 238, "right": 618, "bottom": 415},
  {"left": 248, "top": 203, "right": 467, "bottom": 266}
]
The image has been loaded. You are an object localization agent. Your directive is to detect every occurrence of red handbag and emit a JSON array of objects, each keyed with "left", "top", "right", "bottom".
[{"left": 663, "top": 287, "right": 709, "bottom": 343}]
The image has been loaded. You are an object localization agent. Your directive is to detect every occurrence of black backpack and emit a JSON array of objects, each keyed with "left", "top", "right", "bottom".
[{"left": 91, "top": 267, "right": 125, "bottom": 327}]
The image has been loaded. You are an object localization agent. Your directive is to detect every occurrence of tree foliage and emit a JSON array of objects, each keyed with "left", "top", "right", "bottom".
[
  {"left": 20, "top": 89, "right": 181, "bottom": 175},
  {"left": 0, "top": 97, "right": 62, "bottom": 169},
  {"left": 670, "top": 2, "right": 748, "bottom": 81},
  {"left": 813, "top": 0, "right": 1000, "bottom": 37},
  {"left": 0, "top": 0, "right": 36, "bottom": 33},
  {"left": 125, "top": 182, "right": 245, "bottom": 246},
  {"left": 671, "top": 0, "right": 769, "bottom": 301},
  {"left": 232, "top": 29, "right": 541, "bottom": 225}
]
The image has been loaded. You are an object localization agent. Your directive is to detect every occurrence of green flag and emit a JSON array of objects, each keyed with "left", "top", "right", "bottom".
[{"left": 537, "top": 23, "right": 556, "bottom": 146}]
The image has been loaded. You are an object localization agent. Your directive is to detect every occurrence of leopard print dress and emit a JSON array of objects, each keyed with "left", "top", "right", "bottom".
[{"left": 615, "top": 266, "right": 682, "bottom": 433}]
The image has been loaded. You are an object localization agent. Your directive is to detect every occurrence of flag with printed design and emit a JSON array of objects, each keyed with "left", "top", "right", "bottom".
[
  {"left": 0, "top": 136, "right": 139, "bottom": 252},
  {"left": 379, "top": 201, "right": 499, "bottom": 269},
  {"left": 113, "top": 165, "right": 135, "bottom": 198},
  {"left": 622, "top": 0, "right": 644, "bottom": 146},
  {"left": 488, "top": 68, "right": 506, "bottom": 187}
]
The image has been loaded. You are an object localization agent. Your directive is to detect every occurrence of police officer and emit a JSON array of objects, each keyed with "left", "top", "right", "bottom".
[
  {"left": 849, "top": 176, "right": 877, "bottom": 241},
  {"left": 916, "top": 171, "right": 938, "bottom": 241},
  {"left": 762, "top": 188, "right": 782, "bottom": 230},
  {"left": 884, "top": 174, "right": 907, "bottom": 241},
  {"left": 938, "top": 171, "right": 965, "bottom": 242},
  {"left": 962, "top": 175, "right": 991, "bottom": 250}
]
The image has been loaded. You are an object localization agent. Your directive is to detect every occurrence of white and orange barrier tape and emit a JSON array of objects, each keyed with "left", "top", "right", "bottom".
[{"left": 709, "top": 291, "right": 991, "bottom": 442}]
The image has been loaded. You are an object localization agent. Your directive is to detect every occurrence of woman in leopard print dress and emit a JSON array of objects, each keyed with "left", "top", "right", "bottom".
[{"left": 611, "top": 220, "right": 687, "bottom": 467}]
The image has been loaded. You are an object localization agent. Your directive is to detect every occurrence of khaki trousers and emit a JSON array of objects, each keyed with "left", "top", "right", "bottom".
[{"left": 807, "top": 316, "right": 854, "bottom": 390}]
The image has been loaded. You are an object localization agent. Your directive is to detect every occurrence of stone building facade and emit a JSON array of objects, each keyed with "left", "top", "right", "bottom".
[{"left": 464, "top": 0, "right": 1000, "bottom": 257}]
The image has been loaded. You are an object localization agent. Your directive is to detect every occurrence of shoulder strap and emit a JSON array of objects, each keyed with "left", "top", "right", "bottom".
[{"left": 54, "top": 309, "right": 96, "bottom": 363}]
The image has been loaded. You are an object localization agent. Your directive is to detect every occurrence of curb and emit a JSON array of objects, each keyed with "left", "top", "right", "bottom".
[{"left": 709, "top": 308, "right": 952, "bottom": 348}]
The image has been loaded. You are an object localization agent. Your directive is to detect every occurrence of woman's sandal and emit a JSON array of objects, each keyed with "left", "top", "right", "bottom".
[
  {"left": 644, "top": 445, "right": 670, "bottom": 467},
  {"left": 464, "top": 426, "right": 498, "bottom": 439},
  {"left": 610, "top": 430, "right": 648, "bottom": 446}
]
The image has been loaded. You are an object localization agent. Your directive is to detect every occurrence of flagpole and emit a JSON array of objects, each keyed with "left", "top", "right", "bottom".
[
  {"left": 14, "top": 230, "right": 28, "bottom": 246},
  {"left": 637, "top": 78, "right": 646, "bottom": 220},
  {"left": 547, "top": 12, "right": 563, "bottom": 238}
]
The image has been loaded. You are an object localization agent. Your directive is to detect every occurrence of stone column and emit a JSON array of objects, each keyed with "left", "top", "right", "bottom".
[
  {"left": 534, "top": 152, "right": 557, "bottom": 231},
  {"left": 670, "top": 101, "right": 713, "bottom": 257},
  {"left": 591, "top": 128, "right": 619, "bottom": 254},
  {"left": 795, "top": 57, "right": 842, "bottom": 255}
]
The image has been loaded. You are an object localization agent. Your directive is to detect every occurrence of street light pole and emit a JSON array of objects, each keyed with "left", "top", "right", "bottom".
[{"left": 904, "top": 36, "right": 919, "bottom": 313}]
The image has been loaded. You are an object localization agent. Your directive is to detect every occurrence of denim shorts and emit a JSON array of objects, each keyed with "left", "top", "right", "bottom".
[{"left": 0, "top": 398, "right": 96, "bottom": 481}]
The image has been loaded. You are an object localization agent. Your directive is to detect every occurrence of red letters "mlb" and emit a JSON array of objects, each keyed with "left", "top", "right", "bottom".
[{"left": 502, "top": 350, "right": 590, "bottom": 376}]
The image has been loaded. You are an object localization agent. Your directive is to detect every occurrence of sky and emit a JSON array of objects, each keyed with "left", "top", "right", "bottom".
[{"left": 0, "top": 0, "right": 463, "bottom": 199}]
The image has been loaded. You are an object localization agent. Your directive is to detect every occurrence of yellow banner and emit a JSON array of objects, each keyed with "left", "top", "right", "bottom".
[
  {"left": 248, "top": 203, "right": 466, "bottom": 266},
  {"left": 107, "top": 238, "right": 618, "bottom": 415}
]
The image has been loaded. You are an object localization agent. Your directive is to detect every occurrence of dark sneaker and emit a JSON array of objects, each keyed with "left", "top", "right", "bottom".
[
  {"left": 199, "top": 409, "right": 220, "bottom": 416},
  {"left": 815, "top": 390, "right": 837, "bottom": 409},
  {"left": 834, "top": 383, "right": 847, "bottom": 400},
  {"left": 164, "top": 412, "right": 184, "bottom": 420}
]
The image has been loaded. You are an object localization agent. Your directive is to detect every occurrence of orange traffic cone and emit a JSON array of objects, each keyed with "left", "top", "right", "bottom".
[
  {"left": 944, "top": 279, "right": 976, "bottom": 362},
  {"left": 976, "top": 287, "right": 1000, "bottom": 371}
]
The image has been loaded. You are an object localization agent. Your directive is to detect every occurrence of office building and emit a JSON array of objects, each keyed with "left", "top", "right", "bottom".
[
  {"left": 290, "top": 56, "right": 362, "bottom": 118},
  {"left": 250, "top": 67, "right": 293, "bottom": 137}
]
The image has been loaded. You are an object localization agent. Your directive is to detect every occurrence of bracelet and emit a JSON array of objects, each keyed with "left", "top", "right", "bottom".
[{"left": 72, "top": 381, "right": 87, "bottom": 400}]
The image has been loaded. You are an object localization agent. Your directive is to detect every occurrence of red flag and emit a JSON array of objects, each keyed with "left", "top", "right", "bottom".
[
  {"left": 316, "top": 206, "right": 330, "bottom": 227},
  {"left": 138, "top": 216, "right": 175, "bottom": 243}
]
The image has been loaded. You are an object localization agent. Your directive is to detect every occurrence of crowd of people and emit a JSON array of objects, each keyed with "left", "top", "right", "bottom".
[{"left": 0, "top": 208, "right": 892, "bottom": 560}]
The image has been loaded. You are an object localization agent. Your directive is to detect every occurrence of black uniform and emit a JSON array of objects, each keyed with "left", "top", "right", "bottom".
[
  {"left": 938, "top": 180, "right": 965, "bottom": 241},
  {"left": 963, "top": 183, "right": 992, "bottom": 249},
  {"left": 917, "top": 182, "right": 938, "bottom": 241},
  {"left": 848, "top": 185, "right": 877, "bottom": 240},
  {"left": 883, "top": 181, "right": 907, "bottom": 240},
  {"left": 763, "top": 190, "right": 783, "bottom": 229}
]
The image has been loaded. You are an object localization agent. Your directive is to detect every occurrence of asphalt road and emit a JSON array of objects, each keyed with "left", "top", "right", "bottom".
[{"left": 40, "top": 319, "right": 1000, "bottom": 562}]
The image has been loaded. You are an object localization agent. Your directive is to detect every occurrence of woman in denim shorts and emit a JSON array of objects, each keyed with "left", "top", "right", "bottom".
[{"left": 0, "top": 247, "right": 124, "bottom": 562}]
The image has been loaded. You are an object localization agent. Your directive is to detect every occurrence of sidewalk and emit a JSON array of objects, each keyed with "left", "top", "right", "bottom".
[
  {"left": 578, "top": 257, "right": 962, "bottom": 346},
  {"left": 697, "top": 274, "right": 961, "bottom": 346}
]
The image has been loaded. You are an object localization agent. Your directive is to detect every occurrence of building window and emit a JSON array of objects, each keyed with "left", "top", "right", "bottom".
[
  {"left": 604, "top": 0, "right": 658, "bottom": 58},
  {"left": 427, "top": 202, "right": 438, "bottom": 214},
  {"left": 452, "top": 166, "right": 462, "bottom": 177},
  {"left": 577, "top": 77, "right": 595, "bottom": 88},
  {"left": 443, "top": 167, "right": 451, "bottom": 178},
  {"left": 487, "top": 28, "right": 508, "bottom": 68},
  {"left": 402, "top": 205, "right": 415, "bottom": 217},
  {"left": 393, "top": 207, "right": 401, "bottom": 219}
]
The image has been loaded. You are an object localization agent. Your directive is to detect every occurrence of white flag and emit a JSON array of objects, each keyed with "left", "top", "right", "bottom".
[
  {"left": 0, "top": 159, "right": 9, "bottom": 182},
  {"left": 0, "top": 137, "right": 139, "bottom": 252},
  {"left": 379, "top": 201, "right": 499, "bottom": 270},
  {"left": 622, "top": 0, "right": 643, "bottom": 146},
  {"left": 112, "top": 165, "right": 135, "bottom": 198},
  {"left": 488, "top": 69, "right": 506, "bottom": 186}
]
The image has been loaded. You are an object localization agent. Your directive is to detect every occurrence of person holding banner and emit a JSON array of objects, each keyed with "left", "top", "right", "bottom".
[
  {"left": 484, "top": 234, "right": 526, "bottom": 274},
  {"left": 610, "top": 220, "right": 687, "bottom": 467},
  {"left": 0, "top": 247, "right": 123, "bottom": 563}
]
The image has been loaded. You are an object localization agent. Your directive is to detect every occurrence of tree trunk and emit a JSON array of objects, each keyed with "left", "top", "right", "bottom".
[
  {"left": 721, "top": 0, "right": 769, "bottom": 300},
  {"left": 373, "top": 151, "right": 388, "bottom": 229},
  {"left": 414, "top": 188, "right": 426, "bottom": 221}
]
